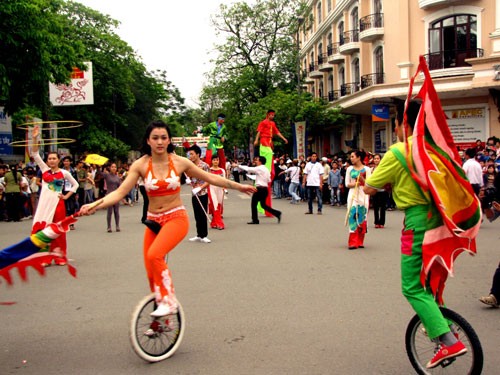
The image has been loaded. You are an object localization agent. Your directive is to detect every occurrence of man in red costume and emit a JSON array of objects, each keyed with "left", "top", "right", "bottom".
[{"left": 253, "top": 110, "right": 288, "bottom": 216}]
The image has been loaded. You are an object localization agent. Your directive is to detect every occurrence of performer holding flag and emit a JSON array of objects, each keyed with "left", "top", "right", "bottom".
[
  {"left": 253, "top": 110, "right": 288, "bottom": 216},
  {"left": 364, "top": 56, "right": 481, "bottom": 369}
]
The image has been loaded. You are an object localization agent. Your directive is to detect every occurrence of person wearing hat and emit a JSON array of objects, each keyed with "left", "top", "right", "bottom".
[{"left": 197, "top": 113, "right": 228, "bottom": 168}]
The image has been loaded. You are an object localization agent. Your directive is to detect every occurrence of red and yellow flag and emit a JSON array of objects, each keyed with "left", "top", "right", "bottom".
[{"left": 404, "top": 56, "right": 482, "bottom": 304}]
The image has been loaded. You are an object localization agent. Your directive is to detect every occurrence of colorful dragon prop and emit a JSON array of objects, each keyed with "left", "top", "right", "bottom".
[
  {"left": 404, "top": 56, "right": 482, "bottom": 304},
  {"left": 0, "top": 215, "right": 78, "bottom": 300}
]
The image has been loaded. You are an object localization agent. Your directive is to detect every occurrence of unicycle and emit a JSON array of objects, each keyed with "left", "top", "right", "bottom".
[
  {"left": 405, "top": 307, "right": 483, "bottom": 374},
  {"left": 129, "top": 293, "right": 185, "bottom": 362},
  {"left": 129, "top": 219, "right": 186, "bottom": 362}
]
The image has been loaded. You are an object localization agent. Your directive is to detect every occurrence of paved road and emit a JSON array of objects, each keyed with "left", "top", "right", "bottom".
[{"left": 1, "top": 185, "right": 499, "bottom": 374}]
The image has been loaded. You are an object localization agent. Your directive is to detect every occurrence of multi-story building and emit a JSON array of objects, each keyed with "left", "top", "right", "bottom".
[{"left": 299, "top": 0, "right": 500, "bottom": 156}]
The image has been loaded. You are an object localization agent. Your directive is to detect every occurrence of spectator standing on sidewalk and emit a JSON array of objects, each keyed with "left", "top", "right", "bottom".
[
  {"left": 371, "top": 153, "right": 388, "bottom": 228},
  {"left": 479, "top": 262, "right": 500, "bottom": 308},
  {"left": 462, "top": 148, "right": 483, "bottom": 195},
  {"left": 302, "top": 152, "right": 324, "bottom": 215}
]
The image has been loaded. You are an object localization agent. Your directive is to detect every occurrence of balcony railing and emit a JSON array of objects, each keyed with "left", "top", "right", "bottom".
[
  {"left": 328, "top": 90, "right": 339, "bottom": 102},
  {"left": 340, "top": 30, "right": 359, "bottom": 45},
  {"left": 340, "top": 82, "right": 360, "bottom": 96},
  {"left": 424, "top": 48, "right": 484, "bottom": 70},
  {"left": 359, "top": 13, "right": 384, "bottom": 31},
  {"left": 361, "top": 73, "right": 385, "bottom": 89},
  {"left": 327, "top": 42, "right": 341, "bottom": 56}
]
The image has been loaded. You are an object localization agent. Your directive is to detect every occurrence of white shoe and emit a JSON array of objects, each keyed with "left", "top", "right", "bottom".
[
  {"left": 189, "top": 236, "right": 201, "bottom": 242},
  {"left": 200, "top": 237, "right": 211, "bottom": 243},
  {"left": 150, "top": 301, "right": 179, "bottom": 317},
  {"left": 144, "top": 328, "right": 155, "bottom": 337}
]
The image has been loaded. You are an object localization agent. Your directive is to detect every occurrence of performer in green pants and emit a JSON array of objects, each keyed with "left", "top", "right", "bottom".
[
  {"left": 253, "top": 110, "right": 288, "bottom": 216},
  {"left": 364, "top": 101, "right": 470, "bottom": 369}
]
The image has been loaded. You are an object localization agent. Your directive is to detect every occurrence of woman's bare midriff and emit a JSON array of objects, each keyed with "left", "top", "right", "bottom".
[{"left": 147, "top": 194, "right": 183, "bottom": 214}]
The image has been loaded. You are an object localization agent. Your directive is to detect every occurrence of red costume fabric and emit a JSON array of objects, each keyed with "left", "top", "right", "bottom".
[
  {"left": 257, "top": 119, "right": 280, "bottom": 148},
  {"left": 404, "top": 56, "right": 482, "bottom": 304},
  {"left": 208, "top": 168, "right": 225, "bottom": 229}
]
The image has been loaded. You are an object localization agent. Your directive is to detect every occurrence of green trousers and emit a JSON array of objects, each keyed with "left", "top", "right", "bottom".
[
  {"left": 257, "top": 145, "right": 273, "bottom": 214},
  {"left": 401, "top": 205, "right": 450, "bottom": 339}
]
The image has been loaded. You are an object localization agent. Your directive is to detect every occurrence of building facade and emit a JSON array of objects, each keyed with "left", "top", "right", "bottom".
[{"left": 299, "top": 0, "right": 500, "bottom": 156}]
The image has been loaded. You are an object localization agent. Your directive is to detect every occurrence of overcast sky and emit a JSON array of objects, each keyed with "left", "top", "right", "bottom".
[{"left": 75, "top": 0, "right": 239, "bottom": 107}]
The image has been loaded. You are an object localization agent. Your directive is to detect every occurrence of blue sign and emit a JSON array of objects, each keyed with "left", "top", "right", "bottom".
[
  {"left": 0, "top": 133, "right": 13, "bottom": 155},
  {"left": 372, "top": 104, "right": 390, "bottom": 122}
]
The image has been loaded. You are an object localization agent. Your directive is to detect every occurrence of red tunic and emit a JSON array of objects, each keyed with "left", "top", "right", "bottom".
[{"left": 257, "top": 119, "right": 280, "bottom": 148}]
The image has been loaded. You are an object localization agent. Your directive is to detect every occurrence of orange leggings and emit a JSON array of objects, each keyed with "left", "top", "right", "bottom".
[{"left": 143, "top": 208, "right": 189, "bottom": 300}]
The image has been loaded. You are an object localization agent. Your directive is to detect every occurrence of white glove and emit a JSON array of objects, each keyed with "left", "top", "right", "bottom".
[
  {"left": 192, "top": 187, "right": 201, "bottom": 195},
  {"left": 185, "top": 177, "right": 191, "bottom": 184}
]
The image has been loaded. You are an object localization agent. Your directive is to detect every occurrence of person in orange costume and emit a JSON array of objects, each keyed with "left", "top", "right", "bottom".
[
  {"left": 254, "top": 110, "right": 288, "bottom": 216},
  {"left": 80, "top": 121, "right": 255, "bottom": 317}
]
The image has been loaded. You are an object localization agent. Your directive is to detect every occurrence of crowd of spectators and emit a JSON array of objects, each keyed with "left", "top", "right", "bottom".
[
  {"left": 0, "top": 156, "right": 138, "bottom": 223},
  {"left": 2, "top": 135, "right": 500, "bottom": 224}
]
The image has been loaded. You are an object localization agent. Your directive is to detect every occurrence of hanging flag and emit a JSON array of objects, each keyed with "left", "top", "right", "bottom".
[{"left": 403, "top": 55, "right": 482, "bottom": 304}]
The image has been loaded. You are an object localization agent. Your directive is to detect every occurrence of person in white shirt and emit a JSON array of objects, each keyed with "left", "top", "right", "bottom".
[
  {"left": 239, "top": 156, "right": 281, "bottom": 224},
  {"left": 302, "top": 152, "right": 324, "bottom": 214},
  {"left": 284, "top": 159, "right": 301, "bottom": 204},
  {"left": 462, "top": 148, "right": 484, "bottom": 195}
]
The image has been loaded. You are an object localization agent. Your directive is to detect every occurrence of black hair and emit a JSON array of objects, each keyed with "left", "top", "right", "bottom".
[
  {"left": 395, "top": 100, "right": 422, "bottom": 130},
  {"left": 267, "top": 109, "right": 275, "bottom": 115},
  {"left": 188, "top": 144, "right": 202, "bottom": 156},
  {"left": 9, "top": 164, "right": 19, "bottom": 183},
  {"left": 465, "top": 148, "right": 476, "bottom": 159},
  {"left": 259, "top": 156, "right": 267, "bottom": 164},
  {"left": 217, "top": 113, "right": 225, "bottom": 119},
  {"left": 350, "top": 149, "right": 366, "bottom": 163},
  {"left": 62, "top": 156, "right": 72, "bottom": 162},
  {"left": 142, "top": 120, "right": 175, "bottom": 156}
]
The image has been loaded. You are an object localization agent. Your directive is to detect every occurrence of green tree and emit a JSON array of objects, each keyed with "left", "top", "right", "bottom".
[
  {"left": 0, "top": 0, "right": 86, "bottom": 114},
  {"left": 3, "top": 1, "right": 187, "bottom": 160},
  {"left": 211, "top": 0, "right": 303, "bottom": 100}
]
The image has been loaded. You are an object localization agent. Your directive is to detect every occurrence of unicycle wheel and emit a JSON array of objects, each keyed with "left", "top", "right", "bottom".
[
  {"left": 130, "top": 293, "right": 185, "bottom": 362},
  {"left": 405, "top": 307, "right": 483, "bottom": 374}
]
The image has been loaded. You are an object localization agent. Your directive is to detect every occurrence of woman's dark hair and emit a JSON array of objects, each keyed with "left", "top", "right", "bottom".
[
  {"left": 142, "top": 120, "right": 174, "bottom": 156},
  {"left": 350, "top": 149, "right": 366, "bottom": 163},
  {"left": 9, "top": 164, "right": 19, "bottom": 183}
]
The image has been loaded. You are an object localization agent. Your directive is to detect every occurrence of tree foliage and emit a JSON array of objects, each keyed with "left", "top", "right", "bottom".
[
  {"left": 1, "top": 0, "right": 186, "bottom": 160},
  {"left": 0, "top": 0, "right": 86, "bottom": 114},
  {"left": 203, "top": 0, "right": 348, "bottom": 155},
  {"left": 209, "top": 0, "right": 303, "bottom": 103}
]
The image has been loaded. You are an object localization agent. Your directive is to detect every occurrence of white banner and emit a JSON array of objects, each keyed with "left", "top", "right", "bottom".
[
  {"left": 49, "top": 61, "right": 94, "bottom": 106},
  {"left": 444, "top": 106, "right": 488, "bottom": 148}
]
